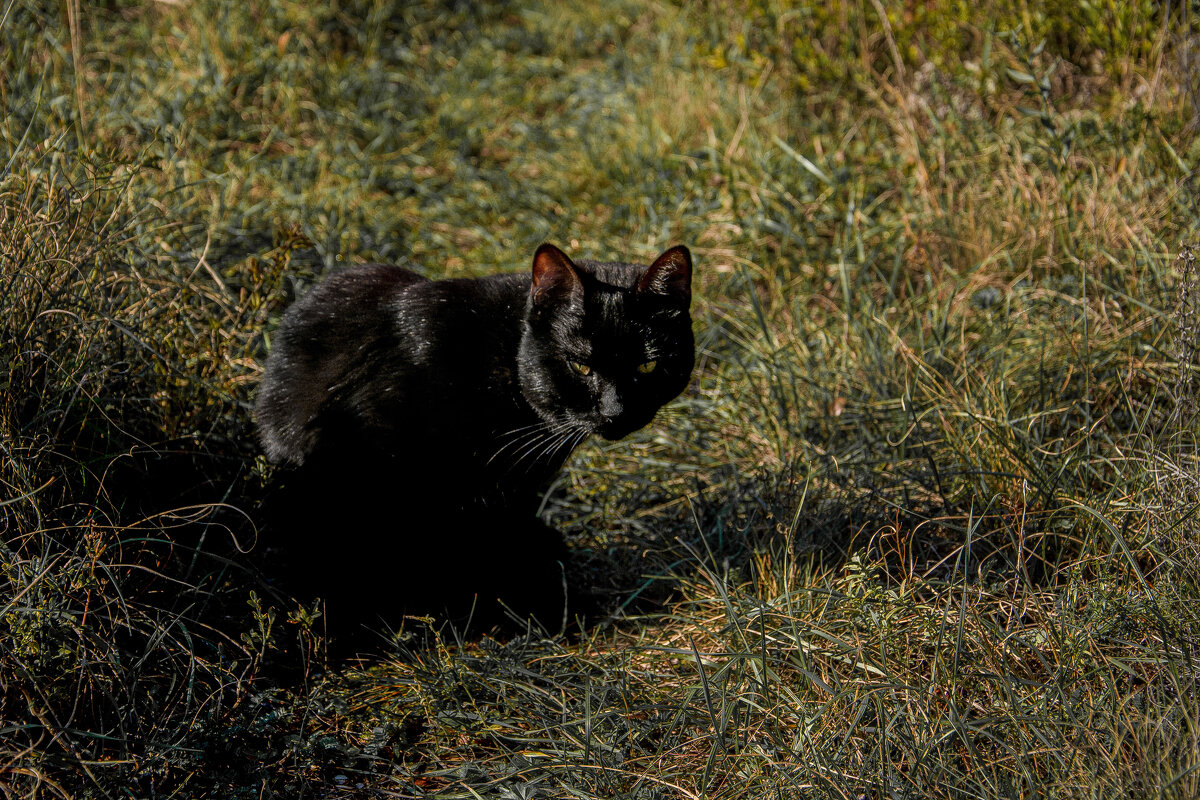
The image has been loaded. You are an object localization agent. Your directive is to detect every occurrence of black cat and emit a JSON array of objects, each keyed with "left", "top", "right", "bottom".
[{"left": 255, "top": 243, "right": 693, "bottom": 641}]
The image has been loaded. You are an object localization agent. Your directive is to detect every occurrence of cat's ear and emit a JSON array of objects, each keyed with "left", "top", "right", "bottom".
[
  {"left": 531, "top": 243, "right": 582, "bottom": 303},
  {"left": 637, "top": 245, "right": 692, "bottom": 307}
]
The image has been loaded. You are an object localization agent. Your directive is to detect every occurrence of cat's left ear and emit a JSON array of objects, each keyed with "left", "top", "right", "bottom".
[
  {"left": 531, "top": 243, "right": 583, "bottom": 303},
  {"left": 637, "top": 245, "right": 692, "bottom": 307}
]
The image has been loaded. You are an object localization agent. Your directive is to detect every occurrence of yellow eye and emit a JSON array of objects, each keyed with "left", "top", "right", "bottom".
[
  {"left": 637, "top": 360, "right": 657, "bottom": 374},
  {"left": 571, "top": 361, "right": 592, "bottom": 376}
]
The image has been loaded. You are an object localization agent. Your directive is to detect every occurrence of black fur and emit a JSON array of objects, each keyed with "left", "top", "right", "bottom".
[{"left": 254, "top": 244, "right": 693, "bottom": 643}]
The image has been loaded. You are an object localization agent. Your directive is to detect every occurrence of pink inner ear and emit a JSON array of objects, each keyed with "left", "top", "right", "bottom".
[
  {"left": 638, "top": 245, "right": 692, "bottom": 302},
  {"left": 531, "top": 243, "right": 581, "bottom": 299}
]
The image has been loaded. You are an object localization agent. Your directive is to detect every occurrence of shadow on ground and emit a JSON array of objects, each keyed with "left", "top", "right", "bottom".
[
  {"left": 253, "top": 456, "right": 586, "bottom": 657},
  {"left": 120, "top": 432, "right": 957, "bottom": 663}
]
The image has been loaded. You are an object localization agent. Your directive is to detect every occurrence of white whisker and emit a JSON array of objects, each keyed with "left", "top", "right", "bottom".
[
  {"left": 488, "top": 418, "right": 574, "bottom": 466},
  {"left": 502, "top": 419, "right": 578, "bottom": 472},
  {"left": 534, "top": 424, "right": 588, "bottom": 472}
]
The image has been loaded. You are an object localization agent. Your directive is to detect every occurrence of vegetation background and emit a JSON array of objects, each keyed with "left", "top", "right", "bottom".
[{"left": 2, "top": 0, "right": 1198, "bottom": 796}]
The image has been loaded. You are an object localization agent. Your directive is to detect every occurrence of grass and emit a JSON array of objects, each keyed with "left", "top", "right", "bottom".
[{"left": 2, "top": 0, "right": 1198, "bottom": 797}]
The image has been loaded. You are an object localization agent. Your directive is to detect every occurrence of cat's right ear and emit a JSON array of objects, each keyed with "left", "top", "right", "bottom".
[
  {"left": 531, "top": 243, "right": 582, "bottom": 303},
  {"left": 638, "top": 245, "right": 692, "bottom": 307}
]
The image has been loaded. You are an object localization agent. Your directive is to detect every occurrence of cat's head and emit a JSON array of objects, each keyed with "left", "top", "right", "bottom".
[{"left": 518, "top": 243, "right": 694, "bottom": 441}]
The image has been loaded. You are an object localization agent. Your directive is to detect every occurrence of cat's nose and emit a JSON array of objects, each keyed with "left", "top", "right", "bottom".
[{"left": 599, "top": 386, "right": 624, "bottom": 420}]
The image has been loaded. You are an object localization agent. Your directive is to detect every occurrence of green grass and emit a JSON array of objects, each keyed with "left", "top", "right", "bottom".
[{"left": 2, "top": 0, "right": 1198, "bottom": 797}]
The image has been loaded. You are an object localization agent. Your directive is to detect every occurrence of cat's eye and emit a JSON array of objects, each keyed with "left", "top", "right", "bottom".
[
  {"left": 637, "top": 360, "right": 658, "bottom": 374},
  {"left": 571, "top": 361, "right": 592, "bottom": 376}
]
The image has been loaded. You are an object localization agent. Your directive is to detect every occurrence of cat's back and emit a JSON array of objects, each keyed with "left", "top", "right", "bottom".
[
  {"left": 293, "top": 262, "right": 427, "bottom": 312},
  {"left": 267, "top": 262, "right": 431, "bottom": 366},
  {"left": 256, "top": 263, "right": 431, "bottom": 463},
  {"left": 255, "top": 263, "right": 533, "bottom": 465}
]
